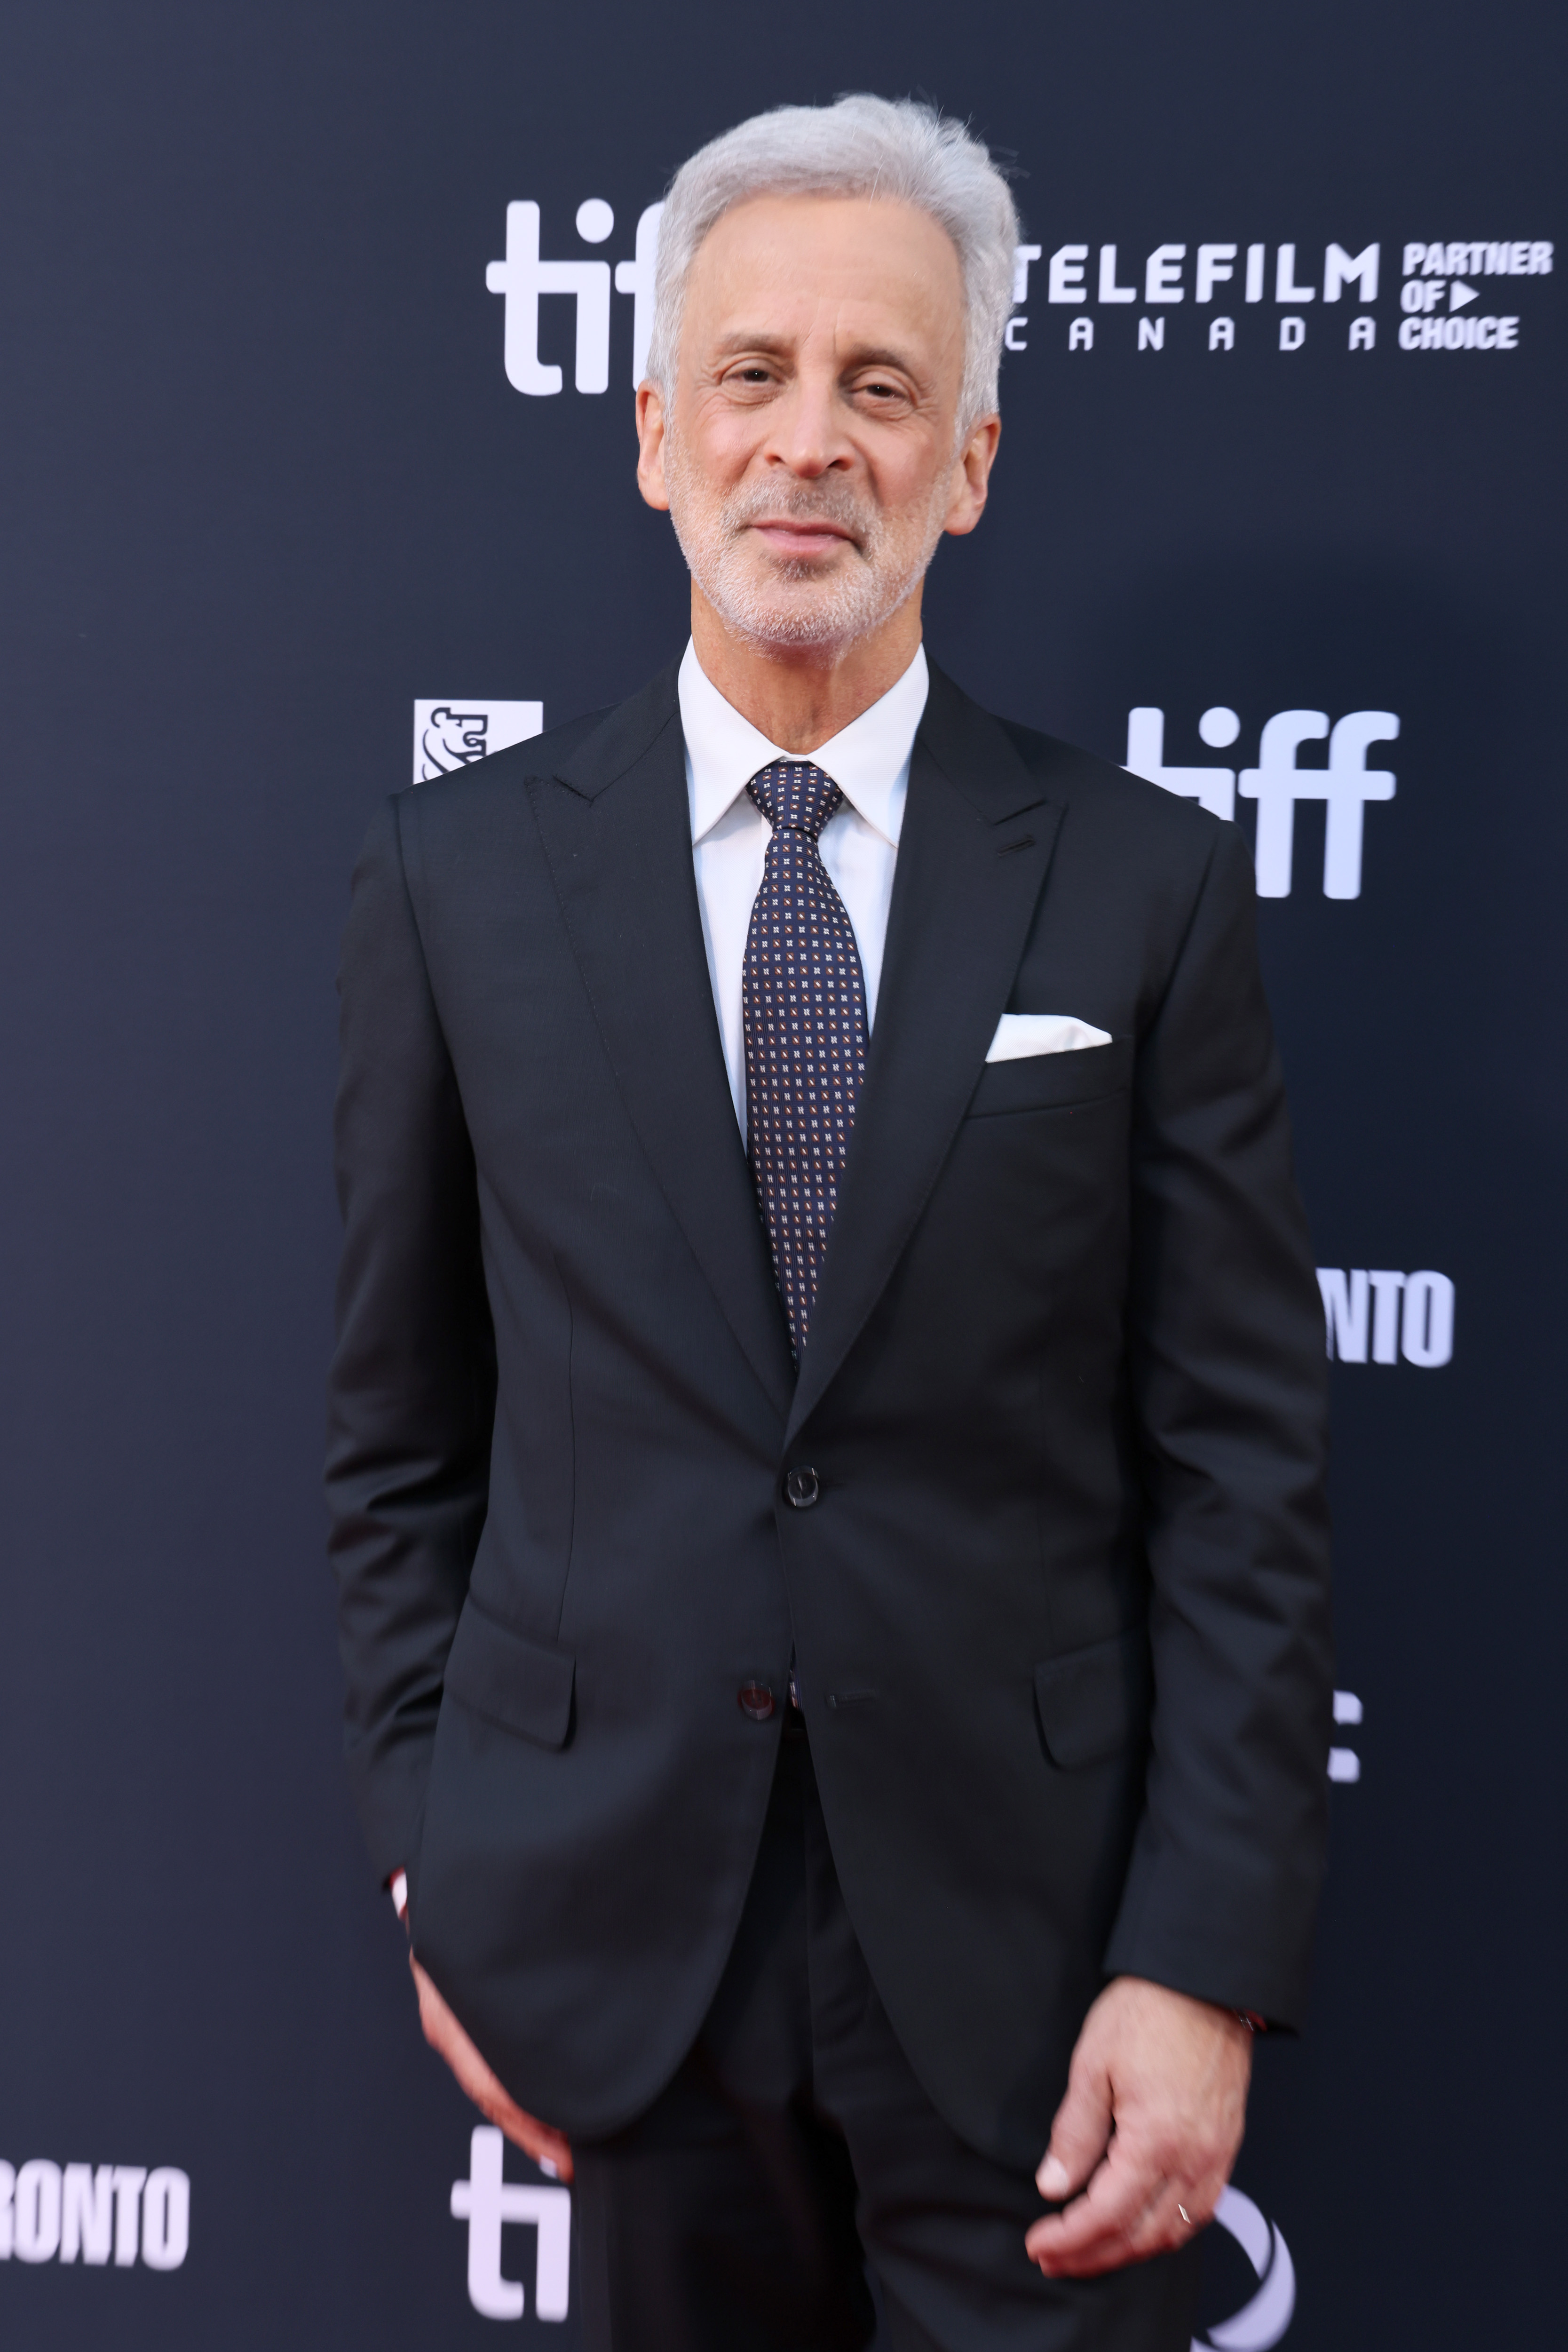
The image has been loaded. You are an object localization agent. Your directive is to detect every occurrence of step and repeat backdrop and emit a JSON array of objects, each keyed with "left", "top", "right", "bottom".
[{"left": 0, "top": 3, "right": 1561, "bottom": 2346}]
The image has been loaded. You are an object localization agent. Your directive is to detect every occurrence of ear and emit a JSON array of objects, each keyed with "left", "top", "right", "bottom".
[
  {"left": 942, "top": 414, "right": 1001, "bottom": 539},
  {"left": 636, "top": 382, "right": 671, "bottom": 512}
]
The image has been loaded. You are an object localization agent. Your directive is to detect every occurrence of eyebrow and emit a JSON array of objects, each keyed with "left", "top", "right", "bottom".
[{"left": 708, "top": 332, "right": 922, "bottom": 378}]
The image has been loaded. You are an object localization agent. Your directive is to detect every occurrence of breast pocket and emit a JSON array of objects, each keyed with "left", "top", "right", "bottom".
[{"left": 966, "top": 1036, "right": 1132, "bottom": 1119}]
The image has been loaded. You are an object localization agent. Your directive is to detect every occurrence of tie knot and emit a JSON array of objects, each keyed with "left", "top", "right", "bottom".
[{"left": 747, "top": 761, "right": 843, "bottom": 843}]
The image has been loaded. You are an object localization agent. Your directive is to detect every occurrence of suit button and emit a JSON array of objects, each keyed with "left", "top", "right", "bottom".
[
  {"left": 784, "top": 1466, "right": 820, "bottom": 1509},
  {"left": 738, "top": 1683, "right": 775, "bottom": 1721}
]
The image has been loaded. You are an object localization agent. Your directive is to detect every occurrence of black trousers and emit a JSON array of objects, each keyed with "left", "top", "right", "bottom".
[{"left": 573, "top": 1716, "right": 1201, "bottom": 2351}]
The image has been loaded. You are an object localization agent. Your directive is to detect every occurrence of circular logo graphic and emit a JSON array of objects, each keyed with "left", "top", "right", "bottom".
[{"left": 1193, "top": 2186, "right": 1297, "bottom": 2352}]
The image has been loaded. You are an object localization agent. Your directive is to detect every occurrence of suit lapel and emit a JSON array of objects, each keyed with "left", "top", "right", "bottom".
[
  {"left": 531, "top": 666, "right": 796, "bottom": 1422},
  {"left": 785, "top": 666, "right": 1065, "bottom": 1445}
]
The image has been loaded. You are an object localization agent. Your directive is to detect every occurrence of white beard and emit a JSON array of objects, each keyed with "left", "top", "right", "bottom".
[{"left": 663, "top": 429, "right": 952, "bottom": 657}]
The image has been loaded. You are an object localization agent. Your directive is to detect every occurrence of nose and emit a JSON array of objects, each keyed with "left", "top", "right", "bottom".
[{"left": 764, "top": 368, "right": 854, "bottom": 480}]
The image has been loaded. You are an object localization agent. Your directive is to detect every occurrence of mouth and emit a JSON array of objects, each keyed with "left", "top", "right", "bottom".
[{"left": 747, "top": 518, "right": 859, "bottom": 561}]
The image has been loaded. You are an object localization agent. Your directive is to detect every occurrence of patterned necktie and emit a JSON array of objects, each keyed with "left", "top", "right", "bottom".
[{"left": 742, "top": 761, "right": 870, "bottom": 1357}]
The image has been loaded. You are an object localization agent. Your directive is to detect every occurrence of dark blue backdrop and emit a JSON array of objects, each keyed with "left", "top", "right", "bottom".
[{"left": 1, "top": 2, "right": 1562, "bottom": 2344}]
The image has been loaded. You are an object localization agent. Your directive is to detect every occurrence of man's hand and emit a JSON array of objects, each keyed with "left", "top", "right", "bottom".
[
  {"left": 1025, "top": 1977, "right": 1251, "bottom": 2277},
  {"left": 411, "top": 1954, "right": 575, "bottom": 2184}
]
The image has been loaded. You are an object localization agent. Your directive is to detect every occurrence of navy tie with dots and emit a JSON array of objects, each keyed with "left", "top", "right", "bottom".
[{"left": 742, "top": 761, "right": 869, "bottom": 1358}]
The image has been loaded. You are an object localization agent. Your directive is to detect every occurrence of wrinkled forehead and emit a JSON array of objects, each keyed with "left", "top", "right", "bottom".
[{"left": 682, "top": 192, "right": 966, "bottom": 368}]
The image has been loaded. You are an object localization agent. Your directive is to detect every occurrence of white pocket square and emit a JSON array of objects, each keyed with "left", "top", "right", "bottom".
[{"left": 985, "top": 1013, "right": 1113, "bottom": 1063}]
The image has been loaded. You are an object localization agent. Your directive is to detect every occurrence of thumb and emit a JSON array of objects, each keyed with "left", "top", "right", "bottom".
[{"left": 1037, "top": 2057, "right": 1113, "bottom": 2202}]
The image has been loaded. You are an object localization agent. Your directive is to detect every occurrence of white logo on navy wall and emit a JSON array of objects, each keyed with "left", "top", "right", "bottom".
[
  {"left": 1005, "top": 237, "right": 1550, "bottom": 356},
  {"left": 451, "top": 2126, "right": 570, "bottom": 2321},
  {"left": 0, "top": 2159, "right": 189, "bottom": 2270},
  {"left": 1194, "top": 2186, "right": 1296, "bottom": 2350},
  {"left": 487, "top": 201, "right": 663, "bottom": 393},
  {"left": 414, "top": 699, "right": 544, "bottom": 783},
  {"left": 1396, "top": 241, "right": 1552, "bottom": 351},
  {"left": 1330, "top": 1690, "right": 1364, "bottom": 1787},
  {"left": 483, "top": 208, "right": 1551, "bottom": 385},
  {"left": 1125, "top": 707, "right": 1397, "bottom": 898},
  {"left": 1317, "top": 1269, "right": 1455, "bottom": 1367}
]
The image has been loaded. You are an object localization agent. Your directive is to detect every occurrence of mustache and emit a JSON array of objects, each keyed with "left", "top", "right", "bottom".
[{"left": 720, "top": 477, "right": 878, "bottom": 549}]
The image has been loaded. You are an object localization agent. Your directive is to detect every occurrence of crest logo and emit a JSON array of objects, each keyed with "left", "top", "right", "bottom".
[{"left": 413, "top": 699, "right": 544, "bottom": 783}]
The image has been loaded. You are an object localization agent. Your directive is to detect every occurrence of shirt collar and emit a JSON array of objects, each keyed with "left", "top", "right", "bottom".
[{"left": 679, "top": 637, "right": 928, "bottom": 849}]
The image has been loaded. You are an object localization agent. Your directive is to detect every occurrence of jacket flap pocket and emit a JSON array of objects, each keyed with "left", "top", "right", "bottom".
[
  {"left": 444, "top": 1601, "right": 575, "bottom": 1749},
  {"left": 1034, "top": 1626, "right": 1151, "bottom": 1769}
]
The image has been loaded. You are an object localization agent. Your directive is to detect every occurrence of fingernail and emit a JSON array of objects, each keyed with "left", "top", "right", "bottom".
[
  {"left": 539, "top": 2157, "right": 559, "bottom": 2179},
  {"left": 1037, "top": 2155, "right": 1071, "bottom": 2198}
]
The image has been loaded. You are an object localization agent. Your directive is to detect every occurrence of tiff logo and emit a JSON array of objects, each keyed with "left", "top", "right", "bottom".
[
  {"left": 451, "top": 2126, "right": 570, "bottom": 2322},
  {"left": 487, "top": 200, "right": 663, "bottom": 394},
  {"left": 1316, "top": 1268, "right": 1455, "bottom": 1367},
  {"left": 0, "top": 2160, "right": 189, "bottom": 2270},
  {"left": 1126, "top": 706, "right": 1398, "bottom": 897}
]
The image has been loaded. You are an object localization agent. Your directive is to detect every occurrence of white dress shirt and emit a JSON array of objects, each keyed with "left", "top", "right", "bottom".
[{"left": 680, "top": 637, "right": 929, "bottom": 1142}]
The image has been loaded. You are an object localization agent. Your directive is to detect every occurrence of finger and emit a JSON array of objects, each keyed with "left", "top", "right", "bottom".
[
  {"left": 1036, "top": 2057, "right": 1114, "bottom": 2201},
  {"left": 452, "top": 2056, "right": 578, "bottom": 2184},
  {"left": 1029, "top": 2130, "right": 1239, "bottom": 2275},
  {"left": 411, "top": 1959, "right": 577, "bottom": 2182},
  {"left": 1027, "top": 2133, "right": 1169, "bottom": 2275},
  {"left": 475, "top": 2085, "right": 576, "bottom": 2184},
  {"left": 491, "top": 2106, "right": 576, "bottom": 2184},
  {"left": 1112, "top": 2130, "right": 1237, "bottom": 2261},
  {"left": 1133, "top": 2180, "right": 1211, "bottom": 2258},
  {"left": 1103, "top": 2171, "right": 1223, "bottom": 2271}
]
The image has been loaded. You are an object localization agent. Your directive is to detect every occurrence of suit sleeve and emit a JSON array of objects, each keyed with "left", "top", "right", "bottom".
[
  {"left": 1102, "top": 817, "right": 1333, "bottom": 2028},
  {"left": 325, "top": 795, "right": 496, "bottom": 1885}
]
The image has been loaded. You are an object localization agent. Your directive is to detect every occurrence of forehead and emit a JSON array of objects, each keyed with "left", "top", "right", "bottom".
[{"left": 684, "top": 193, "right": 965, "bottom": 360}]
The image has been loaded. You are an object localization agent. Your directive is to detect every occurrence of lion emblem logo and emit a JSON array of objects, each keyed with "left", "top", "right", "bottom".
[
  {"left": 412, "top": 699, "right": 544, "bottom": 784},
  {"left": 418, "top": 706, "right": 491, "bottom": 780}
]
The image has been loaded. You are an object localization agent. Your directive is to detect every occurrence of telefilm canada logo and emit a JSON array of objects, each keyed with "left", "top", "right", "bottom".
[
  {"left": 481, "top": 196, "right": 1552, "bottom": 385},
  {"left": 1005, "top": 236, "right": 1552, "bottom": 357},
  {"left": 0, "top": 2158, "right": 189, "bottom": 2272}
]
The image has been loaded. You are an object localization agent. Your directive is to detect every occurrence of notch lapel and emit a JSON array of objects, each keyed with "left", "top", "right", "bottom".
[
  {"left": 531, "top": 669, "right": 796, "bottom": 1422},
  {"left": 785, "top": 668, "right": 1065, "bottom": 1445}
]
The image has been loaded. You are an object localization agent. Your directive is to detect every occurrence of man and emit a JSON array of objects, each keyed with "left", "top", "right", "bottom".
[{"left": 328, "top": 95, "right": 1332, "bottom": 2352}]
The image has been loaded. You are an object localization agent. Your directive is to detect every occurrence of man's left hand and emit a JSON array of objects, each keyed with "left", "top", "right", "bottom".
[{"left": 1025, "top": 1976, "right": 1252, "bottom": 2277}]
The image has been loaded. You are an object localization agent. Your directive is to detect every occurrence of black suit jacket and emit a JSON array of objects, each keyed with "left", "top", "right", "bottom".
[{"left": 327, "top": 658, "right": 1332, "bottom": 2168}]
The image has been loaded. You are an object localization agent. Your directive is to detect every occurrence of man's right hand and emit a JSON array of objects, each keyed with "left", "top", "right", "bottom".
[{"left": 411, "top": 1952, "right": 575, "bottom": 2183}]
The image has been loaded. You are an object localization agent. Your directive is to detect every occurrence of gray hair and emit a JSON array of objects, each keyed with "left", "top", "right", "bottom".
[{"left": 646, "top": 95, "right": 1018, "bottom": 432}]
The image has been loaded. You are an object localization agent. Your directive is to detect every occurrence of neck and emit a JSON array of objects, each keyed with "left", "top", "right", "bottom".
[{"left": 689, "top": 584, "right": 924, "bottom": 754}]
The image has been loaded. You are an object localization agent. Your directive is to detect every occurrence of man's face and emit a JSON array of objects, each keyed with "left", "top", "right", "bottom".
[{"left": 637, "top": 194, "right": 998, "bottom": 657}]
